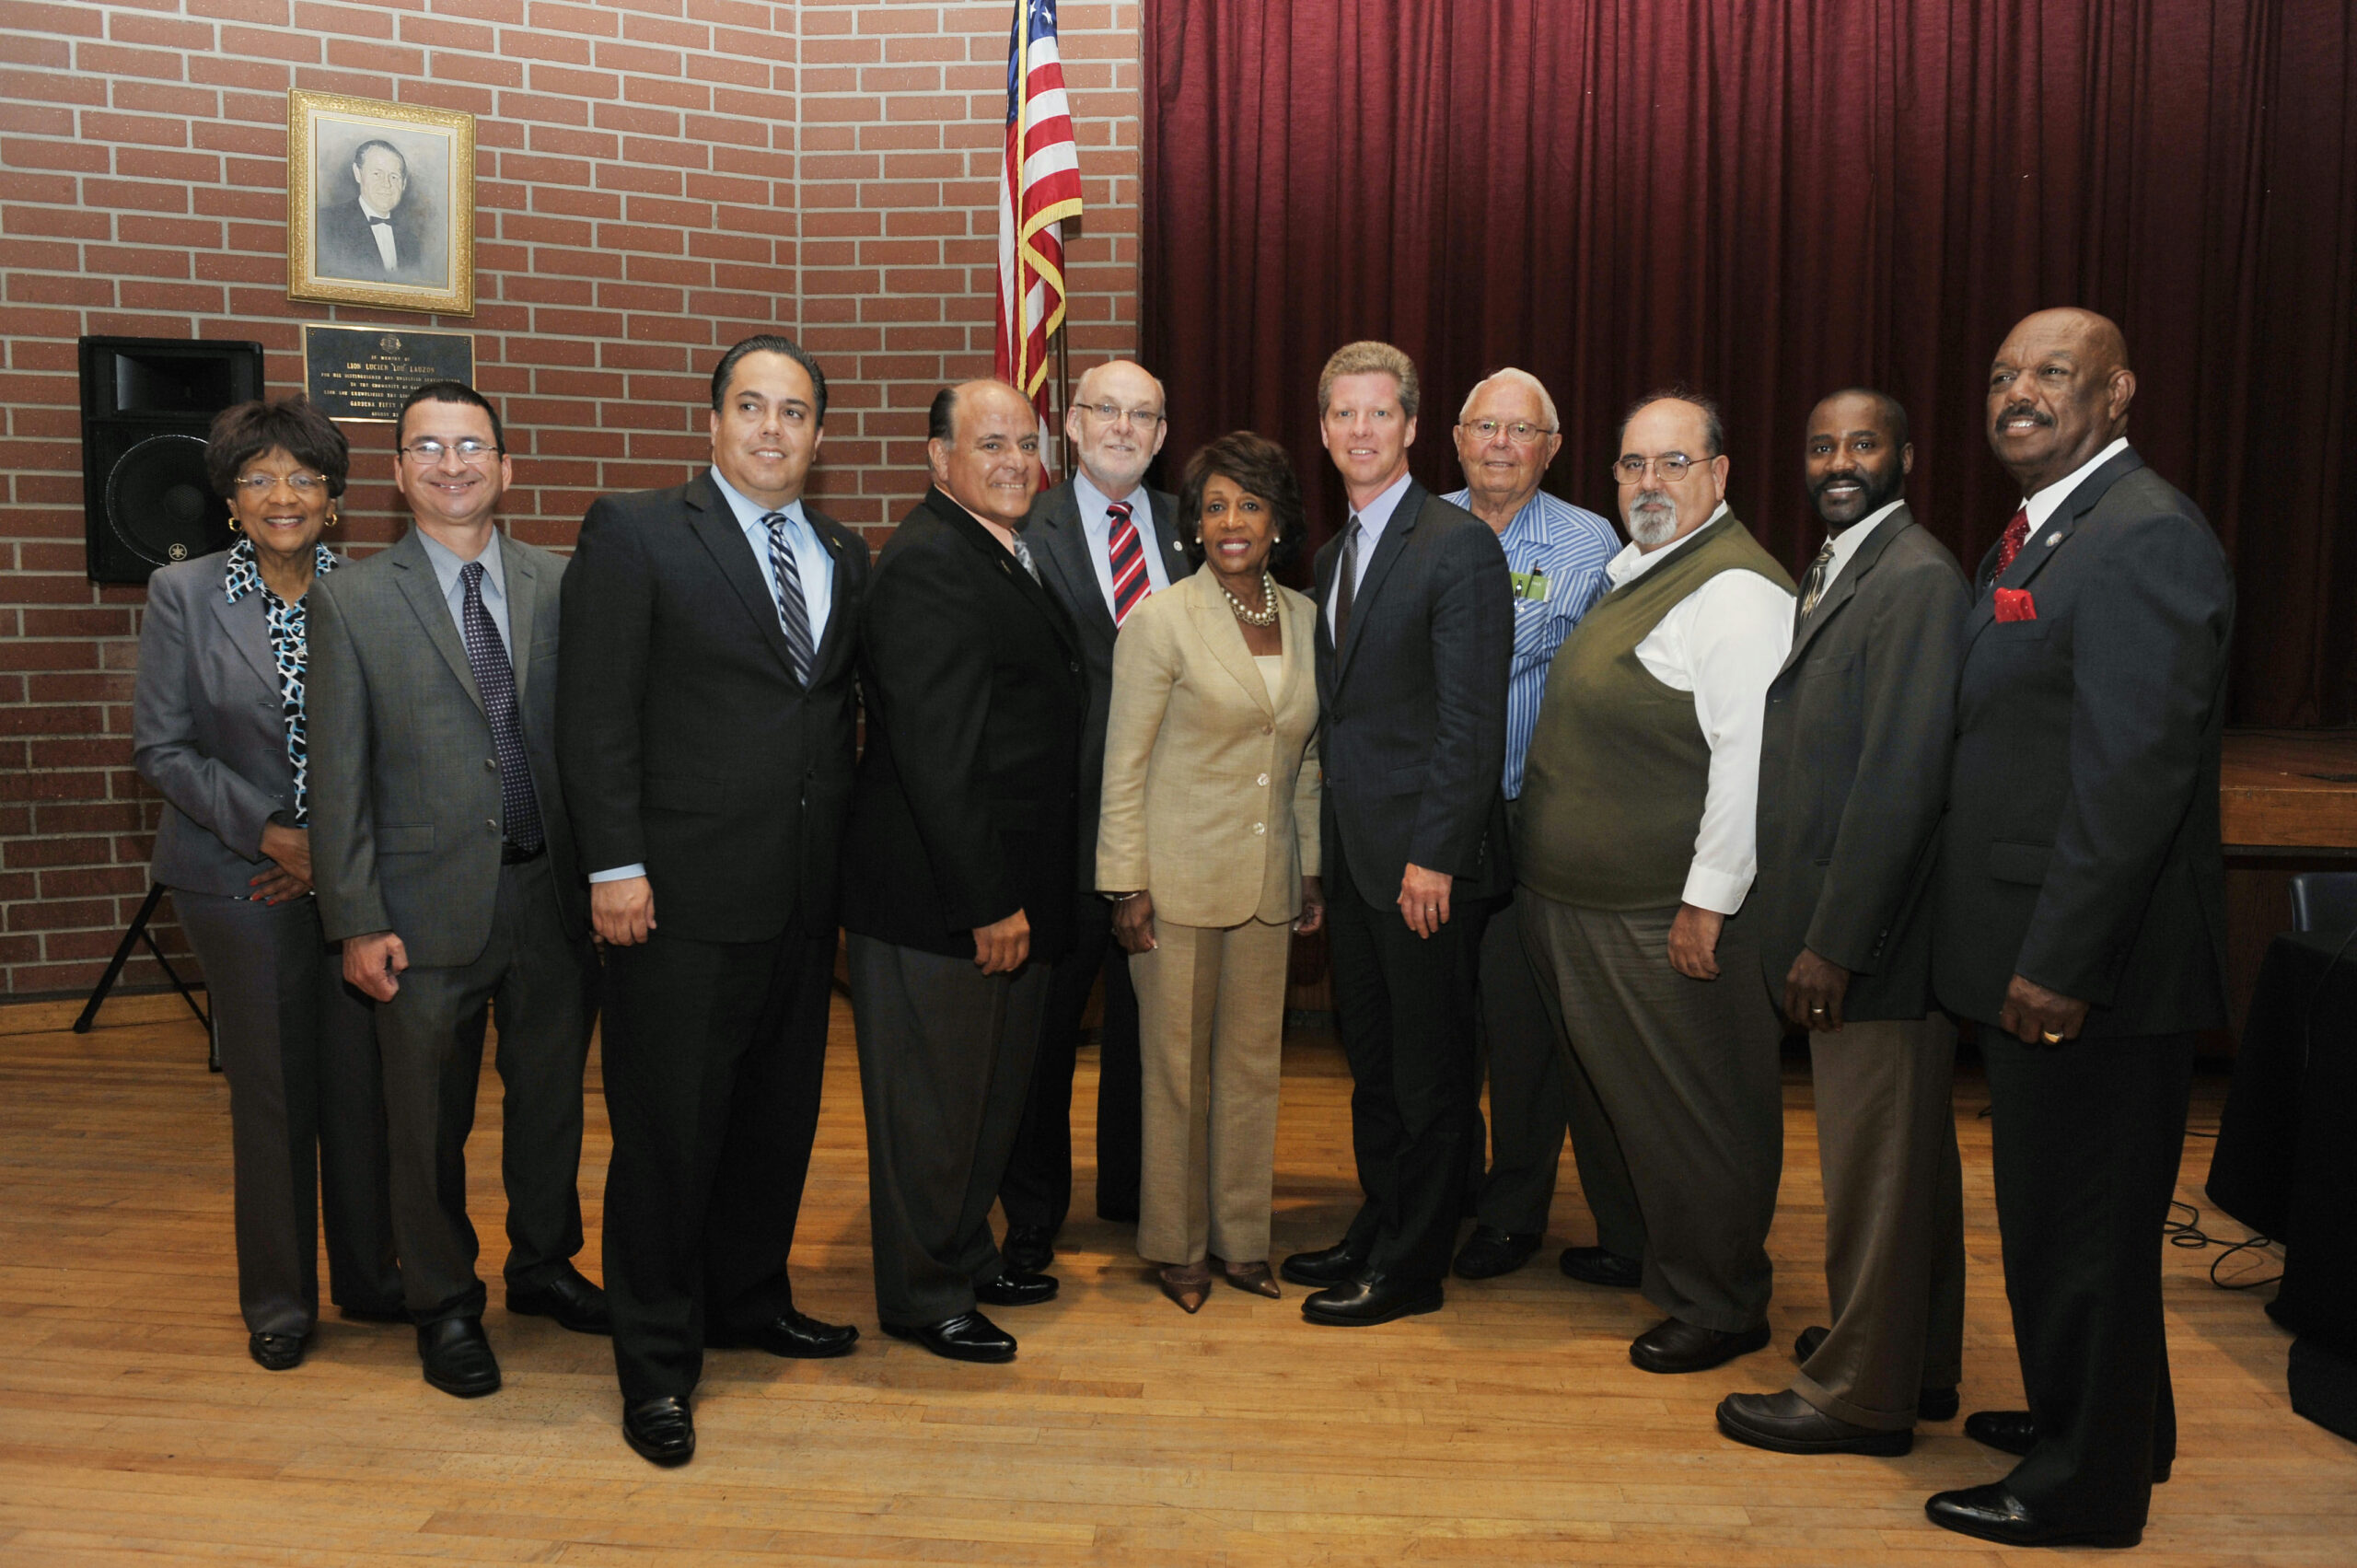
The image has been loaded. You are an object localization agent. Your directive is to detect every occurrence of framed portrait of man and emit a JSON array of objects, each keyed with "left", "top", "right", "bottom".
[{"left": 286, "top": 90, "right": 474, "bottom": 316}]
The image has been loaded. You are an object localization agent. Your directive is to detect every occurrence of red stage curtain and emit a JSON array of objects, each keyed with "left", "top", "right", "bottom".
[{"left": 1141, "top": 0, "right": 2356, "bottom": 726}]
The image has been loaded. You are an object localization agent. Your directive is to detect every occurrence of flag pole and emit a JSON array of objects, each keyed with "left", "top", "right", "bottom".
[{"left": 1054, "top": 301, "right": 1073, "bottom": 481}]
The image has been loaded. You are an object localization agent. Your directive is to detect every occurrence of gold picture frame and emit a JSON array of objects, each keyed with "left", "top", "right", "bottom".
[{"left": 286, "top": 90, "right": 474, "bottom": 317}]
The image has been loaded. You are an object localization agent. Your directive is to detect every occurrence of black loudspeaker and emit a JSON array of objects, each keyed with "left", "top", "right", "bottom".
[{"left": 78, "top": 336, "right": 266, "bottom": 583}]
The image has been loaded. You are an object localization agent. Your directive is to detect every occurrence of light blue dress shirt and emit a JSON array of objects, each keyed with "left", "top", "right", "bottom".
[
  {"left": 414, "top": 527, "right": 511, "bottom": 650},
  {"left": 708, "top": 466, "right": 834, "bottom": 648},
  {"left": 1442, "top": 487, "right": 1620, "bottom": 798},
  {"left": 1072, "top": 470, "right": 1174, "bottom": 616},
  {"left": 1324, "top": 469, "right": 1415, "bottom": 638}
]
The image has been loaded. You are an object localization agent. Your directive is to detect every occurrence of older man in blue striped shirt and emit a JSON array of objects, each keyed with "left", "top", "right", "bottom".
[{"left": 1442, "top": 368, "right": 1646, "bottom": 1284}]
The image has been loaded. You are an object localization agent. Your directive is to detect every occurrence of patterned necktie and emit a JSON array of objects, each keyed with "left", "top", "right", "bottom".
[
  {"left": 761, "top": 510, "right": 815, "bottom": 685},
  {"left": 1333, "top": 515, "right": 1363, "bottom": 645},
  {"left": 1011, "top": 530, "right": 1041, "bottom": 582},
  {"left": 1990, "top": 506, "right": 2031, "bottom": 585},
  {"left": 1106, "top": 500, "right": 1148, "bottom": 625},
  {"left": 1797, "top": 536, "right": 1839, "bottom": 618},
  {"left": 457, "top": 561, "right": 543, "bottom": 854}
]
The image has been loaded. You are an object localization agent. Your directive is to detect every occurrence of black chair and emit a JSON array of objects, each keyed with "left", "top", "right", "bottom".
[{"left": 2288, "top": 872, "right": 2357, "bottom": 939}]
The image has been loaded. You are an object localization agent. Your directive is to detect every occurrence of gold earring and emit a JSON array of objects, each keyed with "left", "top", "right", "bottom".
[
  {"left": 324, "top": 509, "right": 340, "bottom": 528},
  {"left": 227, "top": 517, "right": 243, "bottom": 532}
]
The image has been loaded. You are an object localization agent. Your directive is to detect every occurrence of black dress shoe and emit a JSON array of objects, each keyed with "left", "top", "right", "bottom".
[
  {"left": 1452, "top": 1225, "right": 1542, "bottom": 1280},
  {"left": 1925, "top": 1483, "right": 2142, "bottom": 1549},
  {"left": 1280, "top": 1237, "right": 1370, "bottom": 1287},
  {"left": 1002, "top": 1224, "right": 1055, "bottom": 1273},
  {"left": 707, "top": 1307, "right": 859, "bottom": 1359},
  {"left": 337, "top": 1303, "right": 410, "bottom": 1325},
  {"left": 505, "top": 1266, "right": 612, "bottom": 1335},
  {"left": 249, "top": 1331, "right": 306, "bottom": 1371},
  {"left": 1960, "top": 1410, "right": 2169, "bottom": 1483},
  {"left": 1794, "top": 1323, "right": 1958, "bottom": 1421},
  {"left": 973, "top": 1269, "right": 1058, "bottom": 1307},
  {"left": 1300, "top": 1272, "right": 1444, "bottom": 1327},
  {"left": 1716, "top": 1390, "right": 1912, "bottom": 1456},
  {"left": 1629, "top": 1316, "right": 1771, "bottom": 1374},
  {"left": 417, "top": 1317, "right": 501, "bottom": 1398},
  {"left": 622, "top": 1396, "right": 695, "bottom": 1467},
  {"left": 881, "top": 1311, "right": 1016, "bottom": 1364},
  {"left": 1559, "top": 1246, "right": 1643, "bottom": 1288},
  {"left": 1963, "top": 1408, "right": 2036, "bottom": 1456}
]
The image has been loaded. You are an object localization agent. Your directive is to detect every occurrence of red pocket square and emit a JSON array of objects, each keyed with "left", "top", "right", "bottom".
[{"left": 1993, "top": 587, "right": 2038, "bottom": 622}]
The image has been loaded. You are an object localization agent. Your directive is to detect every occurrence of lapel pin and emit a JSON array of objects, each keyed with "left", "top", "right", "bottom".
[{"left": 2046, "top": 533, "right": 2061, "bottom": 545}]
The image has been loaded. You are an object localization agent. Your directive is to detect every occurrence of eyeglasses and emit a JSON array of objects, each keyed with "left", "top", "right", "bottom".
[
  {"left": 401, "top": 438, "right": 501, "bottom": 464},
  {"left": 1611, "top": 452, "right": 1708, "bottom": 484},
  {"left": 1462, "top": 419, "right": 1557, "bottom": 446},
  {"left": 234, "top": 471, "right": 327, "bottom": 494},
  {"left": 1079, "top": 402, "right": 1164, "bottom": 429}
]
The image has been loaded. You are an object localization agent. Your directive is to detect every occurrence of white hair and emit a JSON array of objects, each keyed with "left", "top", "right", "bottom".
[{"left": 1458, "top": 366, "right": 1559, "bottom": 431}]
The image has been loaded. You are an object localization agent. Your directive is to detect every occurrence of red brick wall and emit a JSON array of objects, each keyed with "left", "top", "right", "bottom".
[{"left": 0, "top": 0, "right": 1143, "bottom": 996}]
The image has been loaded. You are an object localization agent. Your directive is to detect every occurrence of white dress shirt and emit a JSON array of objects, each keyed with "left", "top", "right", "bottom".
[
  {"left": 413, "top": 527, "right": 510, "bottom": 649},
  {"left": 2023, "top": 436, "right": 2131, "bottom": 534},
  {"left": 1810, "top": 498, "right": 1906, "bottom": 598},
  {"left": 591, "top": 471, "right": 836, "bottom": 887},
  {"left": 1325, "top": 469, "right": 1415, "bottom": 637},
  {"left": 1603, "top": 502, "right": 1796, "bottom": 913},
  {"left": 357, "top": 197, "right": 400, "bottom": 271},
  {"left": 1073, "top": 470, "right": 1174, "bottom": 616}
]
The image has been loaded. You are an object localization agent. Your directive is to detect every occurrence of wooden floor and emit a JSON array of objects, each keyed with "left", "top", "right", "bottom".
[{"left": 1, "top": 1002, "right": 2351, "bottom": 1567}]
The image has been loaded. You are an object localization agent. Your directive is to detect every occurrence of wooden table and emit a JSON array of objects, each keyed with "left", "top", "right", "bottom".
[{"left": 2223, "top": 728, "right": 2357, "bottom": 854}]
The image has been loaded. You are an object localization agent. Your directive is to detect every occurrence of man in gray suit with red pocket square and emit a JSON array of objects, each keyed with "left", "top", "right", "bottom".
[{"left": 1924, "top": 308, "right": 2234, "bottom": 1551}]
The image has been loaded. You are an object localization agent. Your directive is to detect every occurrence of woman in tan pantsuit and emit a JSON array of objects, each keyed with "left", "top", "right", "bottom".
[{"left": 1099, "top": 433, "right": 1324, "bottom": 1312}]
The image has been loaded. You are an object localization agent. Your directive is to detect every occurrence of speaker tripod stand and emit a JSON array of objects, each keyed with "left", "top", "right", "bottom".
[{"left": 75, "top": 882, "right": 215, "bottom": 1070}]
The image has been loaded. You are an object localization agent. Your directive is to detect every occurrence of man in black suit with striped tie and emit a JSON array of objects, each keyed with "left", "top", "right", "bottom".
[{"left": 558, "top": 334, "right": 870, "bottom": 1468}]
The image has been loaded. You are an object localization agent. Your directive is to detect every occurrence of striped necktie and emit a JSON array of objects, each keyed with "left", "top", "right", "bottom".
[
  {"left": 1106, "top": 500, "right": 1147, "bottom": 625},
  {"left": 761, "top": 510, "right": 815, "bottom": 685},
  {"left": 1797, "top": 536, "right": 1838, "bottom": 617}
]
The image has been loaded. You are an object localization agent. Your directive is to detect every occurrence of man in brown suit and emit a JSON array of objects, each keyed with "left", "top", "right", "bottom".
[{"left": 1715, "top": 389, "right": 1969, "bottom": 1457}]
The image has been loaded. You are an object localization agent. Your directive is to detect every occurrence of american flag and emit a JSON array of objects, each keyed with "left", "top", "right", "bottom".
[{"left": 995, "top": 0, "right": 1085, "bottom": 422}]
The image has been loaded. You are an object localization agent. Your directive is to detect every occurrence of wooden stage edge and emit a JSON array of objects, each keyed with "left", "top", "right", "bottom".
[{"left": 1, "top": 1004, "right": 2352, "bottom": 1568}]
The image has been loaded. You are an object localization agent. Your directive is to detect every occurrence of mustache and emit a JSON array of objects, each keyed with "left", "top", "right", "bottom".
[
  {"left": 1631, "top": 488, "right": 1674, "bottom": 512},
  {"left": 1997, "top": 401, "right": 2053, "bottom": 428}
]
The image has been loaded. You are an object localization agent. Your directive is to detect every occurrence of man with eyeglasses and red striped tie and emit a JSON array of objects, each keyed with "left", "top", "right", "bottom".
[{"left": 994, "top": 360, "right": 1195, "bottom": 1276}]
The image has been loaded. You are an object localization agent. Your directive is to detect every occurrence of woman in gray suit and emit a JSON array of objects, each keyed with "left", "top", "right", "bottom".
[
  {"left": 1098, "top": 434, "right": 1324, "bottom": 1312},
  {"left": 133, "top": 397, "right": 400, "bottom": 1370}
]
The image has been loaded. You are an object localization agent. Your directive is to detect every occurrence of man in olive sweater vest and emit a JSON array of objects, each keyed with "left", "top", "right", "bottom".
[{"left": 1517, "top": 391, "right": 1794, "bottom": 1375}]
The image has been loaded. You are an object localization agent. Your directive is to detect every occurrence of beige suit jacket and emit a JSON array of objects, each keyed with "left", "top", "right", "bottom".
[{"left": 1097, "top": 568, "right": 1322, "bottom": 927}]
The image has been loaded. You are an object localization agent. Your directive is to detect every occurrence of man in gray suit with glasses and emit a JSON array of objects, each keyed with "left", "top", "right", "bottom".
[{"left": 310, "top": 380, "right": 603, "bottom": 1405}]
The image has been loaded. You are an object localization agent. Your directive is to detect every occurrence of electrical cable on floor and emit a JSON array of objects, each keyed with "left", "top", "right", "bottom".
[{"left": 2164, "top": 1199, "right": 2282, "bottom": 1290}]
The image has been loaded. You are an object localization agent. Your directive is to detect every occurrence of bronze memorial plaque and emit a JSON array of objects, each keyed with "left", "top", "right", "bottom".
[{"left": 302, "top": 324, "right": 476, "bottom": 422}]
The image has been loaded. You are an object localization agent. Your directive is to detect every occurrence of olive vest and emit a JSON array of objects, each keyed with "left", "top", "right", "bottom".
[{"left": 1517, "top": 509, "right": 1793, "bottom": 910}]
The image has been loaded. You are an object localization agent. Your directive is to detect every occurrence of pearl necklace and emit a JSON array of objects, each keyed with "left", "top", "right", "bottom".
[{"left": 1219, "top": 568, "right": 1281, "bottom": 626}]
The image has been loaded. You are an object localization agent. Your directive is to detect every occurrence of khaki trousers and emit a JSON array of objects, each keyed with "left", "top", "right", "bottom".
[
  {"left": 1132, "top": 915, "right": 1292, "bottom": 1266},
  {"left": 1793, "top": 1015, "right": 1967, "bottom": 1431}
]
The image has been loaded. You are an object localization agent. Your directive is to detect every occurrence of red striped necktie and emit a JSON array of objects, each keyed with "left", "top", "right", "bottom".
[{"left": 1107, "top": 500, "right": 1148, "bottom": 625}]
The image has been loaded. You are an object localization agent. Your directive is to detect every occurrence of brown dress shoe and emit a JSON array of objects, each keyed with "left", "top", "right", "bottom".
[
  {"left": 1716, "top": 1390, "right": 1911, "bottom": 1456},
  {"left": 1217, "top": 1258, "right": 1281, "bottom": 1298}
]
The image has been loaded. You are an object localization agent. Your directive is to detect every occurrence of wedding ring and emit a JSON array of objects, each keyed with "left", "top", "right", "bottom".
[
  {"left": 2040, "top": 1029, "right": 2065, "bottom": 1043},
  {"left": 1810, "top": 1005, "right": 1827, "bottom": 1016}
]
